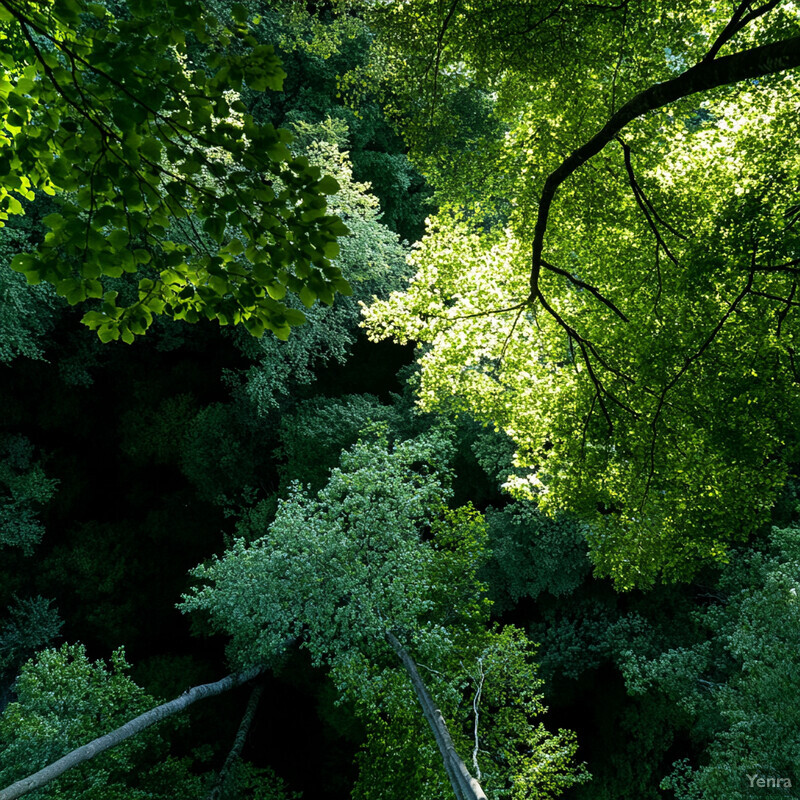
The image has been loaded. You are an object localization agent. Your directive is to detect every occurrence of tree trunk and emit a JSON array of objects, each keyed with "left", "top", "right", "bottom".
[
  {"left": 0, "top": 664, "right": 267, "bottom": 800},
  {"left": 205, "top": 681, "right": 265, "bottom": 800},
  {"left": 385, "top": 631, "right": 487, "bottom": 800}
]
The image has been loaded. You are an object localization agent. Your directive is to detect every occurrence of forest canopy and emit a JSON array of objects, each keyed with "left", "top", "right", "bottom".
[
  {"left": 1, "top": 0, "right": 800, "bottom": 799},
  {"left": 363, "top": 0, "right": 800, "bottom": 587}
]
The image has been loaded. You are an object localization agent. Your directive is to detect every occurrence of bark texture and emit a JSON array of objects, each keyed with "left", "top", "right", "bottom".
[{"left": 386, "top": 631, "right": 487, "bottom": 800}]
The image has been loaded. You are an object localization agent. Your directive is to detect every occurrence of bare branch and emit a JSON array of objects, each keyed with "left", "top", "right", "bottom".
[
  {"left": 703, "top": 0, "right": 782, "bottom": 63},
  {"left": 206, "top": 682, "right": 266, "bottom": 800},
  {"left": 386, "top": 631, "right": 487, "bottom": 800},
  {"left": 753, "top": 258, "right": 800, "bottom": 274},
  {"left": 751, "top": 286, "right": 800, "bottom": 308},
  {"left": 432, "top": 298, "right": 532, "bottom": 322},
  {"left": 541, "top": 258, "right": 629, "bottom": 321}
]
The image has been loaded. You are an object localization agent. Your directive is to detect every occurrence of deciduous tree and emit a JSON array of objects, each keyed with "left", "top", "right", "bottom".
[
  {"left": 181, "top": 429, "right": 588, "bottom": 798},
  {"left": 364, "top": 0, "right": 800, "bottom": 587}
]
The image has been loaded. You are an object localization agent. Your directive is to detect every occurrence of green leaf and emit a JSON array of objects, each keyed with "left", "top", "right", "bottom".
[
  {"left": 108, "top": 229, "right": 129, "bottom": 248},
  {"left": 316, "top": 175, "right": 340, "bottom": 195},
  {"left": 266, "top": 283, "right": 286, "bottom": 300},
  {"left": 42, "top": 213, "right": 65, "bottom": 230},
  {"left": 223, "top": 238, "right": 244, "bottom": 255},
  {"left": 299, "top": 286, "right": 316, "bottom": 308},
  {"left": 282, "top": 308, "right": 306, "bottom": 326},
  {"left": 208, "top": 275, "right": 228, "bottom": 295},
  {"left": 333, "top": 277, "right": 352, "bottom": 296},
  {"left": 81, "top": 310, "right": 109, "bottom": 327},
  {"left": 97, "top": 325, "right": 120, "bottom": 343},
  {"left": 10, "top": 253, "right": 35, "bottom": 273}
]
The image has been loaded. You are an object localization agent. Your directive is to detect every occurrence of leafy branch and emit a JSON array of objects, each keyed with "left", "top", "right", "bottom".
[{"left": 529, "top": 27, "right": 800, "bottom": 298}]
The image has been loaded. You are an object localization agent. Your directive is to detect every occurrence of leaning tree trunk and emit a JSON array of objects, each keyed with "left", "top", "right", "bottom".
[
  {"left": 0, "top": 664, "right": 267, "bottom": 800},
  {"left": 205, "top": 681, "right": 266, "bottom": 800},
  {"left": 385, "top": 631, "right": 487, "bottom": 800}
]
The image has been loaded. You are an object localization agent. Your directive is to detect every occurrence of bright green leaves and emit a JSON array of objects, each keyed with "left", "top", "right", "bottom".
[
  {"left": 2, "top": 0, "right": 350, "bottom": 343},
  {"left": 364, "top": 31, "right": 800, "bottom": 588}
]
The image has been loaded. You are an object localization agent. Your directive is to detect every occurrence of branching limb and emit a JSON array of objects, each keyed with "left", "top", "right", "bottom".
[
  {"left": 541, "top": 258, "right": 629, "bottom": 321},
  {"left": 434, "top": 298, "right": 532, "bottom": 322},
  {"left": 618, "top": 138, "right": 688, "bottom": 268},
  {"left": 753, "top": 258, "right": 800, "bottom": 274},
  {"left": 703, "top": 0, "right": 782, "bottom": 63},
  {"left": 427, "top": 0, "right": 461, "bottom": 121},
  {"left": 498, "top": 304, "right": 526, "bottom": 365},
  {"left": 534, "top": 291, "right": 635, "bottom": 430},
  {"left": 641, "top": 250, "right": 758, "bottom": 506},
  {"left": 775, "top": 282, "right": 797, "bottom": 337},
  {"left": 386, "top": 630, "right": 487, "bottom": 800},
  {"left": 529, "top": 32, "right": 800, "bottom": 295},
  {"left": 751, "top": 286, "right": 800, "bottom": 309}
]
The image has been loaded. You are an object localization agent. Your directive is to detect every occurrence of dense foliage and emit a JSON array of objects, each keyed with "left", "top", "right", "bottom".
[
  {"left": 363, "top": 0, "right": 800, "bottom": 588},
  {"left": 2, "top": 0, "right": 349, "bottom": 341},
  {"left": 1, "top": 0, "right": 800, "bottom": 798}
]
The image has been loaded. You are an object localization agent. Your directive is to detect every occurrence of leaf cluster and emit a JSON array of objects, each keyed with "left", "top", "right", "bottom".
[{"left": 2, "top": 0, "right": 350, "bottom": 341}]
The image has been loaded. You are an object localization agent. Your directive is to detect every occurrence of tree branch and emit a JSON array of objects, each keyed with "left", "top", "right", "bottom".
[
  {"left": 640, "top": 250, "right": 758, "bottom": 506},
  {"left": 206, "top": 681, "right": 265, "bottom": 800},
  {"left": 530, "top": 34, "right": 800, "bottom": 295},
  {"left": 703, "top": 0, "right": 782, "bottom": 63},
  {"left": 535, "top": 289, "right": 639, "bottom": 425},
  {"left": 618, "top": 137, "right": 688, "bottom": 257},
  {"left": 541, "top": 258, "right": 629, "bottom": 321},
  {"left": 386, "top": 631, "right": 487, "bottom": 800}
]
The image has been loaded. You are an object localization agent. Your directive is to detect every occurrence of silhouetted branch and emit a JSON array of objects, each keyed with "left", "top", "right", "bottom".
[
  {"left": 530, "top": 33, "right": 800, "bottom": 295},
  {"left": 541, "top": 258, "right": 629, "bottom": 321}
]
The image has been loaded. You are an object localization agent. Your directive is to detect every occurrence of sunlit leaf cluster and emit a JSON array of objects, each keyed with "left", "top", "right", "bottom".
[{"left": 364, "top": 0, "right": 800, "bottom": 587}]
